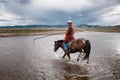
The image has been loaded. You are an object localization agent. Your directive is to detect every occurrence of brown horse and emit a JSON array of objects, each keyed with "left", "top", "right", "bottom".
[{"left": 54, "top": 38, "right": 91, "bottom": 63}]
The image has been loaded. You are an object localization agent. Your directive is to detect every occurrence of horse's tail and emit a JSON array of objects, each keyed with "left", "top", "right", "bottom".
[{"left": 83, "top": 40, "right": 91, "bottom": 60}]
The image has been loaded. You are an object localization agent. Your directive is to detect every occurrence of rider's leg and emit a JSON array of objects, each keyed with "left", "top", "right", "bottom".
[
  {"left": 63, "top": 42, "right": 69, "bottom": 53},
  {"left": 63, "top": 42, "right": 69, "bottom": 59},
  {"left": 63, "top": 42, "right": 68, "bottom": 50}
]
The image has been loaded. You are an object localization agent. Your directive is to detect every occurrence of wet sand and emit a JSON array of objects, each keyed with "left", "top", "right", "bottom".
[
  {"left": 0, "top": 30, "right": 66, "bottom": 37},
  {"left": 0, "top": 32, "right": 120, "bottom": 80},
  {"left": 0, "top": 28, "right": 119, "bottom": 37}
]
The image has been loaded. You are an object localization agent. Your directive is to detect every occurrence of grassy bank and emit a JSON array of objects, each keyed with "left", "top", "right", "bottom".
[
  {"left": 0, "top": 28, "right": 65, "bottom": 33},
  {"left": 0, "top": 28, "right": 67, "bottom": 37},
  {"left": 84, "top": 28, "right": 120, "bottom": 33},
  {"left": 0, "top": 28, "right": 119, "bottom": 37}
]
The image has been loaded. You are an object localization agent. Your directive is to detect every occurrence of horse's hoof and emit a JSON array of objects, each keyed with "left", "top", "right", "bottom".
[
  {"left": 77, "top": 59, "right": 79, "bottom": 61},
  {"left": 82, "top": 56, "right": 87, "bottom": 60},
  {"left": 86, "top": 61, "right": 89, "bottom": 64}
]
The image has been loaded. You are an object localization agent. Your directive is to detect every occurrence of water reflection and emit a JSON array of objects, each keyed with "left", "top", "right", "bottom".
[
  {"left": 111, "top": 37, "right": 120, "bottom": 79},
  {"left": 0, "top": 32, "right": 120, "bottom": 80},
  {"left": 110, "top": 51, "right": 120, "bottom": 80},
  {"left": 51, "top": 60, "right": 89, "bottom": 80}
]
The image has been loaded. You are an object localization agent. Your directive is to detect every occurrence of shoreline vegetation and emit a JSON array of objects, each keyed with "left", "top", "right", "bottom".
[
  {"left": 0, "top": 28, "right": 66, "bottom": 37},
  {"left": 0, "top": 28, "right": 120, "bottom": 37}
]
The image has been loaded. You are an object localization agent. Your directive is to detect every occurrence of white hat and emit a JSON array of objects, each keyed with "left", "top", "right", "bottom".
[{"left": 67, "top": 20, "right": 72, "bottom": 23}]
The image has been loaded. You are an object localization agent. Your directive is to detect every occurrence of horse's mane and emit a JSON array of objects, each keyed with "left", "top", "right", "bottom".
[{"left": 57, "top": 40, "right": 64, "bottom": 42}]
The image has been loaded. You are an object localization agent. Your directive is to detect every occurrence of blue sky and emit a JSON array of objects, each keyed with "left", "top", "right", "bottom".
[{"left": 0, "top": 0, "right": 120, "bottom": 26}]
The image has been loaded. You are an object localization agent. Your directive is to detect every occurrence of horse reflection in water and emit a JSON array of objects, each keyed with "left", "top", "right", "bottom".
[{"left": 54, "top": 38, "right": 91, "bottom": 63}]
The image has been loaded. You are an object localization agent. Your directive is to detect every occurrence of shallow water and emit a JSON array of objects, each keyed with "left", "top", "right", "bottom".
[{"left": 0, "top": 31, "right": 120, "bottom": 80}]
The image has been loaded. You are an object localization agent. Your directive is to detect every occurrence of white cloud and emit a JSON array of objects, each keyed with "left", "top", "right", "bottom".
[
  {"left": 0, "top": 0, "right": 120, "bottom": 26},
  {"left": 0, "top": 11, "right": 20, "bottom": 21},
  {"left": 95, "top": 5, "right": 120, "bottom": 25},
  {"left": 0, "top": 4, "right": 35, "bottom": 26},
  {"left": 30, "top": 0, "right": 92, "bottom": 13},
  {"left": 0, "top": 0, "right": 93, "bottom": 26}
]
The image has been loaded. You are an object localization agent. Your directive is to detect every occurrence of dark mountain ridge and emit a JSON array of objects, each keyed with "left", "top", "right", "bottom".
[{"left": 0, "top": 24, "right": 119, "bottom": 29}]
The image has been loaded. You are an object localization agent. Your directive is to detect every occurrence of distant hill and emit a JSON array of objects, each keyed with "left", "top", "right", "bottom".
[
  {"left": 0, "top": 24, "right": 119, "bottom": 29},
  {"left": 77, "top": 24, "right": 120, "bottom": 29},
  {"left": 110, "top": 25, "right": 120, "bottom": 29},
  {"left": 76, "top": 24, "right": 106, "bottom": 28},
  {"left": 0, "top": 25, "right": 67, "bottom": 28},
  {"left": 0, "top": 25, "right": 52, "bottom": 28}
]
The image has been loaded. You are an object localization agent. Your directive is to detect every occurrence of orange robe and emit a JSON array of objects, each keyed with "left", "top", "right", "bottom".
[{"left": 64, "top": 25, "right": 75, "bottom": 42}]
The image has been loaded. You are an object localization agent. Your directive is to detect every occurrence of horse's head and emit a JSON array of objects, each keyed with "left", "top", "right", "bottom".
[{"left": 54, "top": 40, "right": 63, "bottom": 52}]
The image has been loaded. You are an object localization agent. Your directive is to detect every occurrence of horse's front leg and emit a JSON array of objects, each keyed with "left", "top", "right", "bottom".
[
  {"left": 77, "top": 52, "right": 81, "bottom": 61},
  {"left": 62, "top": 53, "right": 67, "bottom": 58}
]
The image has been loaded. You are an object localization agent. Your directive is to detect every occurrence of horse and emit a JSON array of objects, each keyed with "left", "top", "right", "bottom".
[{"left": 54, "top": 38, "right": 91, "bottom": 63}]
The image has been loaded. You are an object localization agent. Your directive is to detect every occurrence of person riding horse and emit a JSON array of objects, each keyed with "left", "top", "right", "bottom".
[
  {"left": 54, "top": 20, "right": 91, "bottom": 63},
  {"left": 63, "top": 20, "right": 75, "bottom": 53}
]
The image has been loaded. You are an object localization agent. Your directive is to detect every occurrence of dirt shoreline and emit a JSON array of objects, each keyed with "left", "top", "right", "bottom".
[
  {"left": 0, "top": 31, "right": 66, "bottom": 37},
  {"left": 0, "top": 28, "right": 119, "bottom": 37}
]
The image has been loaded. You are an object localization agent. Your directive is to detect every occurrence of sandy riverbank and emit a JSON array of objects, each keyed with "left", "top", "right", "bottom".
[
  {"left": 0, "top": 31, "right": 66, "bottom": 37},
  {"left": 0, "top": 28, "right": 68, "bottom": 37},
  {"left": 0, "top": 28, "right": 85, "bottom": 37},
  {"left": 0, "top": 28, "right": 119, "bottom": 37}
]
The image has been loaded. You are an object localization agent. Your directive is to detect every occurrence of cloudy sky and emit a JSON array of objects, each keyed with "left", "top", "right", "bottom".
[{"left": 0, "top": 0, "right": 120, "bottom": 26}]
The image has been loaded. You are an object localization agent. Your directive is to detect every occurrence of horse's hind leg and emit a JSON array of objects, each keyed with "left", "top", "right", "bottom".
[
  {"left": 77, "top": 52, "right": 81, "bottom": 61},
  {"left": 87, "top": 58, "right": 89, "bottom": 64}
]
